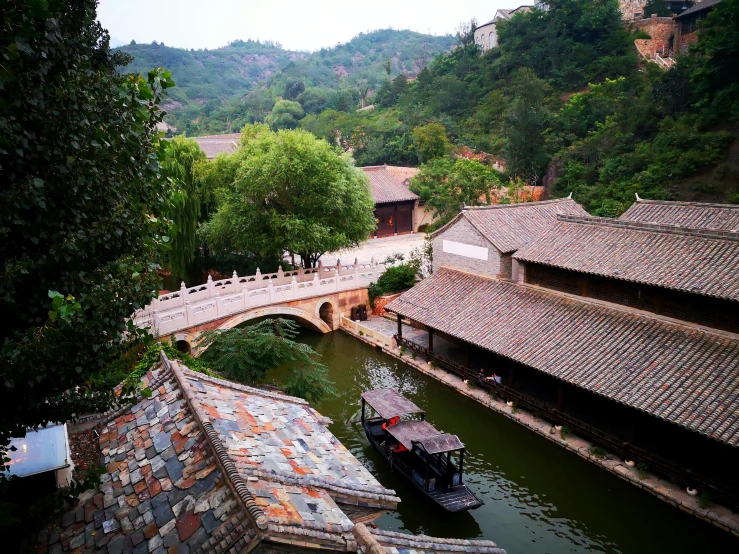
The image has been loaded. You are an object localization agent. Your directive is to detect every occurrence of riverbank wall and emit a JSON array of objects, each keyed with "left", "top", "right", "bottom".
[{"left": 340, "top": 320, "right": 739, "bottom": 538}]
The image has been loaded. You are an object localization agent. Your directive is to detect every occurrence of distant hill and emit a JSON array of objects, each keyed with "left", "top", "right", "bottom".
[{"left": 116, "top": 30, "right": 455, "bottom": 134}]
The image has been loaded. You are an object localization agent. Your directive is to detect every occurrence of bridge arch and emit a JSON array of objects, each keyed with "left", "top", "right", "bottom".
[
  {"left": 218, "top": 306, "right": 332, "bottom": 334},
  {"left": 315, "top": 298, "right": 338, "bottom": 330}
]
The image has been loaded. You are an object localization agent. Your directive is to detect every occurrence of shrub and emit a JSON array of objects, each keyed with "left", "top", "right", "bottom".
[
  {"left": 698, "top": 491, "right": 713, "bottom": 509},
  {"left": 560, "top": 425, "right": 571, "bottom": 440},
  {"left": 589, "top": 446, "right": 606, "bottom": 459},
  {"left": 636, "top": 461, "right": 649, "bottom": 478}
]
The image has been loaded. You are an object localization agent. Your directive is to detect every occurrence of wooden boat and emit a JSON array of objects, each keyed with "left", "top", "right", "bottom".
[{"left": 361, "top": 388, "right": 484, "bottom": 512}]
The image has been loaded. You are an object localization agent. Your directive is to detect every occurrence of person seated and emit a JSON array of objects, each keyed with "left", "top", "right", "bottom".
[
  {"left": 478, "top": 368, "right": 486, "bottom": 382},
  {"left": 393, "top": 443, "right": 408, "bottom": 453},
  {"left": 493, "top": 373, "right": 502, "bottom": 384},
  {"left": 382, "top": 415, "right": 400, "bottom": 431}
]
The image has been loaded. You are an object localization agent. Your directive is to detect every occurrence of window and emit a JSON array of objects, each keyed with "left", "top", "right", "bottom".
[{"left": 489, "top": 31, "right": 496, "bottom": 48}]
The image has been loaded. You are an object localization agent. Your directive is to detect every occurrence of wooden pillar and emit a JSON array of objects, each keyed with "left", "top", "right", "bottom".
[
  {"left": 459, "top": 450, "right": 464, "bottom": 484},
  {"left": 508, "top": 368, "right": 515, "bottom": 388},
  {"left": 394, "top": 205, "right": 398, "bottom": 235},
  {"left": 361, "top": 399, "right": 366, "bottom": 423},
  {"left": 397, "top": 314, "right": 402, "bottom": 339},
  {"left": 428, "top": 329, "right": 434, "bottom": 352},
  {"left": 580, "top": 276, "right": 589, "bottom": 298},
  {"left": 557, "top": 384, "right": 564, "bottom": 411},
  {"left": 464, "top": 344, "right": 470, "bottom": 368}
]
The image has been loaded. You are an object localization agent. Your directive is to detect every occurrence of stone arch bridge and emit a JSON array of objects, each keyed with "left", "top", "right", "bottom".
[{"left": 134, "top": 260, "right": 386, "bottom": 352}]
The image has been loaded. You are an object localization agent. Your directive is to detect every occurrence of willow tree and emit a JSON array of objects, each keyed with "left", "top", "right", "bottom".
[
  {"left": 202, "top": 129, "right": 376, "bottom": 268},
  {"left": 160, "top": 137, "right": 206, "bottom": 281}
]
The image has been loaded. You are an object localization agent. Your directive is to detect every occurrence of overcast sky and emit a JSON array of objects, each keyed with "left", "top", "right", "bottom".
[{"left": 98, "top": 0, "right": 509, "bottom": 51}]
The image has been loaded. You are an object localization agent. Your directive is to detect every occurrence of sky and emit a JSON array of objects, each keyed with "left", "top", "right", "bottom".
[{"left": 98, "top": 0, "right": 510, "bottom": 52}]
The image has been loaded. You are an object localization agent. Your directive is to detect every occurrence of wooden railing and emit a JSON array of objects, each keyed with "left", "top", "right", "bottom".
[{"left": 395, "top": 335, "right": 739, "bottom": 508}]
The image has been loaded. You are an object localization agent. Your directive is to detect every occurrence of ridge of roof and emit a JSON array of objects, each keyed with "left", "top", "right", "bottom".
[
  {"left": 368, "top": 528, "right": 505, "bottom": 553},
  {"left": 555, "top": 213, "right": 739, "bottom": 241},
  {"left": 463, "top": 197, "right": 575, "bottom": 211},
  {"left": 675, "top": 0, "right": 721, "bottom": 18},
  {"left": 630, "top": 198, "right": 739, "bottom": 210}
]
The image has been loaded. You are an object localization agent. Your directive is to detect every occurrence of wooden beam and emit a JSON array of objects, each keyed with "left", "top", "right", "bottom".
[{"left": 397, "top": 314, "right": 402, "bottom": 338}]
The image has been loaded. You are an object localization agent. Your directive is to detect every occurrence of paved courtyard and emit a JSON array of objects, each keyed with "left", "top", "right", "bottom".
[{"left": 317, "top": 233, "right": 425, "bottom": 266}]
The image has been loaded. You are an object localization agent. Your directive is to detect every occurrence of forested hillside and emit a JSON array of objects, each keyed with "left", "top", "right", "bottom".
[
  {"left": 292, "top": 0, "right": 739, "bottom": 216},
  {"left": 118, "top": 30, "right": 455, "bottom": 134}
]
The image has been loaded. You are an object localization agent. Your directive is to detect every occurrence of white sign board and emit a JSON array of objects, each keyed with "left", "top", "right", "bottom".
[{"left": 442, "top": 240, "right": 489, "bottom": 261}]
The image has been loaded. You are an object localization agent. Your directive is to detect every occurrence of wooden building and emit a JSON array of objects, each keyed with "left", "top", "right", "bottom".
[
  {"left": 386, "top": 199, "right": 739, "bottom": 508},
  {"left": 361, "top": 166, "right": 427, "bottom": 238},
  {"left": 675, "top": 0, "right": 721, "bottom": 51}
]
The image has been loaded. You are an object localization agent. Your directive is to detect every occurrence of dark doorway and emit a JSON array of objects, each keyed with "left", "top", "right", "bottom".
[
  {"left": 319, "top": 302, "right": 334, "bottom": 329},
  {"left": 375, "top": 206, "right": 396, "bottom": 238},
  {"left": 176, "top": 340, "right": 192, "bottom": 354}
]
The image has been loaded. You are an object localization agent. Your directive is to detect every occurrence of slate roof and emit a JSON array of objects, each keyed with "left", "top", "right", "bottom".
[
  {"left": 192, "top": 134, "right": 241, "bottom": 159},
  {"left": 37, "top": 355, "right": 506, "bottom": 553},
  {"left": 385, "top": 268, "right": 739, "bottom": 447},
  {"left": 361, "top": 166, "right": 419, "bottom": 205},
  {"left": 386, "top": 421, "right": 464, "bottom": 454},
  {"left": 619, "top": 199, "right": 739, "bottom": 231},
  {"left": 675, "top": 0, "right": 721, "bottom": 18},
  {"left": 36, "top": 366, "right": 257, "bottom": 554},
  {"left": 431, "top": 198, "right": 589, "bottom": 253},
  {"left": 514, "top": 215, "right": 739, "bottom": 302}
]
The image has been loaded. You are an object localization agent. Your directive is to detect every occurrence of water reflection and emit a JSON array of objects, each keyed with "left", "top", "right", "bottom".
[{"left": 267, "top": 329, "right": 738, "bottom": 554}]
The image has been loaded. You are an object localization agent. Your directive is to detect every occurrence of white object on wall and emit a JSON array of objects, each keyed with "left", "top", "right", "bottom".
[{"left": 442, "top": 240, "right": 489, "bottom": 261}]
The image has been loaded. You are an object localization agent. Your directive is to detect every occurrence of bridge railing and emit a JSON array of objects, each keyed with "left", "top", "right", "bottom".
[{"left": 133, "top": 259, "right": 386, "bottom": 336}]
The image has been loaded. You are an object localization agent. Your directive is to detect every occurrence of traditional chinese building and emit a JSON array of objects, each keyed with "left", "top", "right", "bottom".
[
  {"left": 386, "top": 198, "right": 739, "bottom": 509},
  {"left": 35, "top": 354, "right": 505, "bottom": 553},
  {"left": 360, "top": 166, "right": 437, "bottom": 237}
]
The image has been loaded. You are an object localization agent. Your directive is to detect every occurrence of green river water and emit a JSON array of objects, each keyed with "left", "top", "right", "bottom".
[{"left": 267, "top": 329, "right": 738, "bottom": 554}]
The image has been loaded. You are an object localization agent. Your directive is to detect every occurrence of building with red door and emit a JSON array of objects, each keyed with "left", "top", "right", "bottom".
[{"left": 361, "top": 166, "right": 437, "bottom": 238}]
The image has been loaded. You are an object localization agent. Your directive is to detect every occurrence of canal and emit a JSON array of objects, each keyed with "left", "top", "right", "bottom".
[{"left": 267, "top": 328, "right": 739, "bottom": 554}]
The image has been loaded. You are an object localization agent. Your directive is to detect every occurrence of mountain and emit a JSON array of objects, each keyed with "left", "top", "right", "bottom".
[{"left": 116, "top": 30, "right": 456, "bottom": 135}]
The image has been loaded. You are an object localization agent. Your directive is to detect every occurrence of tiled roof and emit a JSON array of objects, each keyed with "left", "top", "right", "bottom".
[
  {"left": 36, "top": 367, "right": 257, "bottom": 553},
  {"left": 385, "top": 268, "right": 739, "bottom": 447},
  {"left": 513, "top": 215, "right": 739, "bottom": 301},
  {"left": 361, "top": 166, "right": 419, "bottom": 205},
  {"left": 367, "top": 528, "right": 506, "bottom": 554},
  {"left": 432, "top": 198, "right": 589, "bottom": 253},
  {"left": 38, "top": 356, "right": 506, "bottom": 553},
  {"left": 192, "top": 133, "right": 241, "bottom": 159},
  {"left": 619, "top": 199, "right": 739, "bottom": 231},
  {"left": 675, "top": 0, "right": 721, "bottom": 18}
]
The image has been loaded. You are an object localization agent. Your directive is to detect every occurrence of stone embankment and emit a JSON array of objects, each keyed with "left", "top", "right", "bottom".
[{"left": 341, "top": 318, "right": 739, "bottom": 538}]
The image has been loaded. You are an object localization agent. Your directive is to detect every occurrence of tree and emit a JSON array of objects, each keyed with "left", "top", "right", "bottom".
[
  {"left": 198, "top": 319, "right": 336, "bottom": 403},
  {"left": 266, "top": 99, "right": 306, "bottom": 130},
  {"left": 409, "top": 158, "right": 503, "bottom": 226},
  {"left": 412, "top": 122, "right": 450, "bottom": 162},
  {"left": 283, "top": 79, "right": 306, "bottom": 100},
  {"left": 0, "top": 0, "right": 172, "bottom": 532},
  {"left": 202, "top": 129, "right": 376, "bottom": 268},
  {"left": 456, "top": 18, "right": 478, "bottom": 47},
  {"left": 503, "top": 68, "right": 552, "bottom": 183},
  {"left": 161, "top": 137, "right": 207, "bottom": 281}
]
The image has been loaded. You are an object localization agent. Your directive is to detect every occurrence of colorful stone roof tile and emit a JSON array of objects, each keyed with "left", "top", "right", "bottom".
[
  {"left": 619, "top": 198, "right": 739, "bottom": 231},
  {"left": 514, "top": 215, "right": 739, "bottom": 301},
  {"left": 385, "top": 268, "right": 739, "bottom": 447},
  {"left": 36, "top": 366, "right": 257, "bottom": 553},
  {"left": 432, "top": 198, "right": 589, "bottom": 253},
  {"left": 361, "top": 166, "right": 419, "bottom": 205}
]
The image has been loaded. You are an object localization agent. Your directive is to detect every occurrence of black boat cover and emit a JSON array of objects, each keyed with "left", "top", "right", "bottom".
[{"left": 362, "top": 388, "right": 424, "bottom": 419}]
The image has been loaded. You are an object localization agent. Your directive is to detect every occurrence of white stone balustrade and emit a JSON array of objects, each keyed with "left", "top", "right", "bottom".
[{"left": 133, "top": 259, "right": 386, "bottom": 337}]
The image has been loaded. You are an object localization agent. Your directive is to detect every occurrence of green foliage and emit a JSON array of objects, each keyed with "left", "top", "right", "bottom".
[
  {"left": 0, "top": 0, "right": 172, "bottom": 459},
  {"left": 560, "top": 425, "right": 571, "bottom": 440},
  {"left": 636, "top": 461, "right": 650, "bottom": 478},
  {"left": 644, "top": 0, "right": 673, "bottom": 18},
  {"left": 698, "top": 491, "right": 713, "bottom": 509},
  {"left": 410, "top": 158, "right": 504, "bottom": 227},
  {"left": 199, "top": 319, "right": 336, "bottom": 403},
  {"left": 589, "top": 445, "right": 607, "bottom": 459},
  {"left": 412, "top": 123, "right": 451, "bottom": 162},
  {"left": 161, "top": 137, "right": 207, "bottom": 281},
  {"left": 368, "top": 263, "right": 418, "bottom": 305},
  {"left": 266, "top": 99, "right": 306, "bottom": 130},
  {"left": 118, "top": 31, "right": 456, "bottom": 134},
  {"left": 201, "top": 128, "right": 376, "bottom": 268}
]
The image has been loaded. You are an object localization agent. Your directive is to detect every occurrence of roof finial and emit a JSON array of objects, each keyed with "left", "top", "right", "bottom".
[
  {"left": 635, "top": 193, "right": 642, "bottom": 201},
  {"left": 568, "top": 192, "right": 572, "bottom": 199}
]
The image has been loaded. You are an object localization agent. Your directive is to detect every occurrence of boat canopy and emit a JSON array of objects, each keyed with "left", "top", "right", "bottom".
[
  {"left": 386, "top": 420, "right": 465, "bottom": 454},
  {"left": 362, "top": 388, "right": 424, "bottom": 419}
]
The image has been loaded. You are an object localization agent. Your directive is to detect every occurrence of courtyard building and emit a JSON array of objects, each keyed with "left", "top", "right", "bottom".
[{"left": 386, "top": 198, "right": 739, "bottom": 510}]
